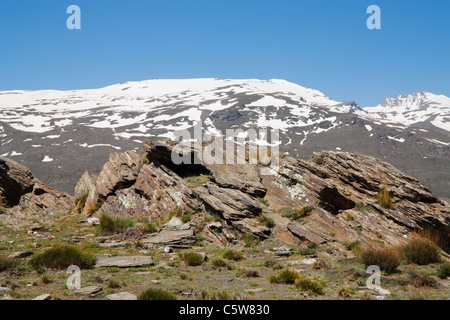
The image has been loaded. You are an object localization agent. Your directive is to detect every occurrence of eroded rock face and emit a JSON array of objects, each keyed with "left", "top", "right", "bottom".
[
  {"left": 262, "top": 151, "right": 450, "bottom": 252},
  {"left": 73, "top": 141, "right": 449, "bottom": 251},
  {"left": 0, "top": 157, "right": 73, "bottom": 215}
]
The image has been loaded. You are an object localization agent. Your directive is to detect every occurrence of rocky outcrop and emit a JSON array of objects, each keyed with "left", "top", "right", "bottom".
[
  {"left": 72, "top": 140, "right": 449, "bottom": 252},
  {"left": 0, "top": 157, "right": 73, "bottom": 215},
  {"left": 262, "top": 151, "right": 450, "bottom": 252}
]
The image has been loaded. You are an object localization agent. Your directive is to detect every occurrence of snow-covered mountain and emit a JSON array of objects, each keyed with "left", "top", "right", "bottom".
[
  {"left": 0, "top": 79, "right": 449, "bottom": 198},
  {"left": 365, "top": 91, "right": 450, "bottom": 133}
]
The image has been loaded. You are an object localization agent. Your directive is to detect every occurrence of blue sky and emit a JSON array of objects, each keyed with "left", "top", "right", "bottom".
[{"left": 0, "top": 0, "right": 449, "bottom": 107}]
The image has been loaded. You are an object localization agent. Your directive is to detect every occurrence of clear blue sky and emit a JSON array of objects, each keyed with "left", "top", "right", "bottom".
[{"left": 0, "top": 0, "right": 449, "bottom": 107}]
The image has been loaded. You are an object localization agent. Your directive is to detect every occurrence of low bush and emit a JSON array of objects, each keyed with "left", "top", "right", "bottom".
[
  {"left": 0, "top": 256, "right": 17, "bottom": 272},
  {"left": 223, "top": 249, "right": 244, "bottom": 261},
  {"left": 268, "top": 269, "right": 299, "bottom": 284},
  {"left": 295, "top": 276, "right": 327, "bottom": 295},
  {"left": 437, "top": 262, "right": 450, "bottom": 279},
  {"left": 183, "top": 252, "right": 204, "bottom": 266},
  {"left": 98, "top": 214, "right": 134, "bottom": 234},
  {"left": 29, "top": 246, "right": 96, "bottom": 272},
  {"left": 280, "top": 206, "right": 313, "bottom": 220},
  {"left": 400, "top": 238, "right": 440, "bottom": 265},
  {"left": 360, "top": 246, "right": 401, "bottom": 274},
  {"left": 354, "top": 202, "right": 375, "bottom": 212},
  {"left": 377, "top": 188, "right": 394, "bottom": 209},
  {"left": 343, "top": 240, "right": 361, "bottom": 252},
  {"left": 138, "top": 288, "right": 177, "bottom": 300},
  {"left": 408, "top": 270, "right": 440, "bottom": 288}
]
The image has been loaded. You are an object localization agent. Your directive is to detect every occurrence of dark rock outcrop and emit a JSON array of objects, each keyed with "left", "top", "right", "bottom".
[{"left": 0, "top": 157, "right": 73, "bottom": 215}]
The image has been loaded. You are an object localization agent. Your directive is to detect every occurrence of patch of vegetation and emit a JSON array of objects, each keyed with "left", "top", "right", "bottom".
[
  {"left": 242, "top": 268, "right": 259, "bottom": 278},
  {"left": 0, "top": 207, "right": 7, "bottom": 215},
  {"left": 183, "top": 252, "right": 204, "bottom": 266},
  {"left": 0, "top": 256, "right": 17, "bottom": 272},
  {"left": 97, "top": 213, "right": 135, "bottom": 235},
  {"left": 400, "top": 238, "right": 440, "bottom": 265},
  {"left": 360, "top": 246, "right": 401, "bottom": 274},
  {"left": 354, "top": 202, "right": 375, "bottom": 212},
  {"left": 140, "top": 220, "right": 160, "bottom": 234},
  {"left": 138, "top": 288, "right": 177, "bottom": 300},
  {"left": 377, "top": 188, "right": 394, "bottom": 209},
  {"left": 408, "top": 270, "right": 440, "bottom": 288},
  {"left": 268, "top": 269, "right": 299, "bottom": 284},
  {"left": 181, "top": 211, "right": 193, "bottom": 224},
  {"left": 437, "top": 262, "right": 450, "bottom": 279},
  {"left": 194, "top": 234, "right": 205, "bottom": 246},
  {"left": 295, "top": 275, "right": 327, "bottom": 295},
  {"left": 343, "top": 240, "right": 361, "bottom": 252},
  {"left": 337, "top": 287, "right": 353, "bottom": 298},
  {"left": 74, "top": 193, "right": 88, "bottom": 213},
  {"left": 345, "top": 212, "right": 354, "bottom": 220},
  {"left": 30, "top": 246, "right": 96, "bottom": 273},
  {"left": 243, "top": 234, "right": 260, "bottom": 247},
  {"left": 106, "top": 279, "right": 122, "bottom": 289},
  {"left": 223, "top": 249, "right": 244, "bottom": 261},
  {"left": 200, "top": 290, "right": 243, "bottom": 300},
  {"left": 311, "top": 152, "right": 326, "bottom": 165},
  {"left": 280, "top": 206, "right": 313, "bottom": 220},
  {"left": 258, "top": 198, "right": 269, "bottom": 206},
  {"left": 185, "top": 175, "right": 215, "bottom": 188},
  {"left": 260, "top": 215, "right": 275, "bottom": 229}
]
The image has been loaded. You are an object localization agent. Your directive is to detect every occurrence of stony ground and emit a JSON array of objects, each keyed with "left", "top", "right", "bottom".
[{"left": 0, "top": 211, "right": 448, "bottom": 301}]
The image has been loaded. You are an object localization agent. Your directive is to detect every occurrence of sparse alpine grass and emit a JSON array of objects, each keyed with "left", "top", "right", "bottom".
[
  {"left": 29, "top": 245, "right": 97, "bottom": 273},
  {"left": 223, "top": 249, "right": 244, "bottom": 261},
  {"left": 400, "top": 237, "right": 440, "bottom": 265},
  {"left": 360, "top": 245, "right": 401, "bottom": 274},
  {"left": 295, "top": 275, "right": 327, "bottom": 295},
  {"left": 138, "top": 288, "right": 177, "bottom": 300},
  {"left": 97, "top": 213, "right": 135, "bottom": 234},
  {"left": 377, "top": 188, "right": 394, "bottom": 209},
  {"left": 437, "top": 262, "right": 450, "bottom": 279},
  {"left": 268, "top": 269, "right": 299, "bottom": 284},
  {"left": 0, "top": 256, "right": 17, "bottom": 272},
  {"left": 183, "top": 252, "right": 204, "bottom": 266}
]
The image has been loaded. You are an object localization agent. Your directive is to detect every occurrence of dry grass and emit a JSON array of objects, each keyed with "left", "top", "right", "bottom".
[{"left": 359, "top": 245, "right": 401, "bottom": 274}]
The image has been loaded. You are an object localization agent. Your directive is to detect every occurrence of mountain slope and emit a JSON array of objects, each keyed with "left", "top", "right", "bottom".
[{"left": 0, "top": 79, "right": 449, "bottom": 198}]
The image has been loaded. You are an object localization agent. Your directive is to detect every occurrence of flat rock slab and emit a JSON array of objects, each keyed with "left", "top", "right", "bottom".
[
  {"left": 33, "top": 294, "right": 52, "bottom": 300},
  {"left": 106, "top": 292, "right": 137, "bottom": 300},
  {"left": 8, "top": 251, "right": 34, "bottom": 259},
  {"left": 284, "top": 258, "right": 317, "bottom": 266},
  {"left": 142, "top": 229, "right": 195, "bottom": 246},
  {"left": 96, "top": 256, "right": 154, "bottom": 268},
  {"left": 75, "top": 286, "right": 103, "bottom": 297}
]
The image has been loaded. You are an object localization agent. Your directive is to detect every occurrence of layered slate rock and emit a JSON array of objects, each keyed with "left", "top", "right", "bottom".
[
  {"left": 262, "top": 151, "right": 450, "bottom": 252},
  {"left": 0, "top": 157, "right": 73, "bottom": 215}
]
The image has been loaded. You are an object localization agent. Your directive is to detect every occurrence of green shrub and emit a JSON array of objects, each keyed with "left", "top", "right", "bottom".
[
  {"left": 295, "top": 276, "right": 327, "bottom": 295},
  {"left": 181, "top": 212, "right": 193, "bottom": 223},
  {"left": 183, "top": 252, "right": 204, "bottom": 266},
  {"left": 75, "top": 193, "right": 88, "bottom": 213},
  {"left": 354, "top": 202, "right": 375, "bottom": 212},
  {"left": 401, "top": 238, "right": 440, "bottom": 265},
  {"left": 138, "top": 288, "right": 177, "bottom": 300},
  {"left": 29, "top": 246, "right": 96, "bottom": 272},
  {"left": 360, "top": 246, "right": 401, "bottom": 274},
  {"left": 377, "top": 188, "right": 394, "bottom": 209},
  {"left": 0, "top": 207, "right": 7, "bottom": 215},
  {"left": 343, "top": 240, "right": 361, "bottom": 252},
  {"left": 243, "top": 234, "right": 260, "bottom": 247},
  {"left": 437, "top": 262, "right": 450, "bottom": 279},
  {"left": 106, "top": 279, "right": 122, "bottom": 289},
  {"left": 223, "top": 249, "right": 244, "bottom": 261},
  {"left": 280, "top": 206, "right": 313, "bottom": 220},
  {"left": 261, "top": 215, "right": 275, "bottom": 228},
  {"left": 98, "top": 214, "right": 134, "bottom": 234},
  {"left": 269, "top": 269, "right": 299, "bottom": 284},
  {"left": 242, "top": 269, "right": 259, "bottom": 278},
  {"left": 211, "top": 258, "right": 227, "bottom": 268},
  {"left": 0, "top": 256, "right": 17, "bottom": 272},
  {"left": 408, "top": 270, "right": 439, "bottom": 288},
  {"left": 337, "top": 287, "right": 353, "bottom": 298}
]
